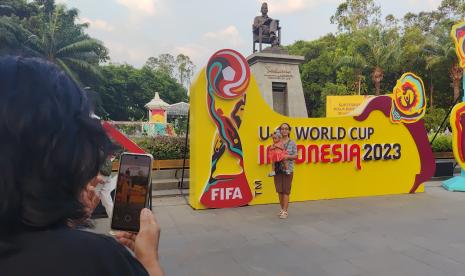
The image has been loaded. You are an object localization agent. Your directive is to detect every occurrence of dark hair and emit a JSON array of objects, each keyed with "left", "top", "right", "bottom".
[
  {"left": 271, "top": 130, "right": 282, "bottom": 139},
  {"left": 279, "top": 122, "right": 291, "bottom": 131},
  {"left": 0, "top": 56, "right": 114, "bottom": 234}
]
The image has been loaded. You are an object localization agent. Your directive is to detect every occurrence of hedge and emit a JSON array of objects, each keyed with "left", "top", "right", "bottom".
[
  {"left": 134, "top": 136, "right": 189, "bottom": 160},
  {"left": 429, "top": 134, "right": 452, "bottom": 152}
]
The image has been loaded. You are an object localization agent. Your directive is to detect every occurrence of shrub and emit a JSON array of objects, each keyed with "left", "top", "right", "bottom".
[
  {"left": 429, "top": 133, "right": 452, "bottom": 152},
  {"left": 423, "top": 108, "right": 449, "bottom": 132},
  {"left": 170, "top": 117, "right": 188, "bottom": 136},
  {"left": 117, "top": 124, "right": 141, "bottom": 136},
  {"left": 134, "top": 136, "right": 189, "bottom": 160}
]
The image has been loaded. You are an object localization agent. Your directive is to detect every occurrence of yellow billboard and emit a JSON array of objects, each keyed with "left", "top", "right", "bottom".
[
  {"left": 326, "top": 95, "right": 370, "bottom": 117},
  {"left": 189, "top": 49, "right": 435, "bottom": 210}
]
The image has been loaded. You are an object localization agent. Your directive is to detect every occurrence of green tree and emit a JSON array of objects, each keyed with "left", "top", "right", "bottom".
[
  {"left": 337, "top": 53, "right": 367, "bottom": 95},
  {"left": 288, "top": 35, "right": 340, "bottom": 117},
  {"left": 399, "top": 26, "right": 432, "bottom": 108},
  {"left": 330, "top": 0, "right": 381, "bottom": 33},
  {"left": 33, "top": 5, "right": 108, "bottom": 83},
  {"left": 175, "top": 53, "right": 195, "bottom": 87},
  {"left": 353, "top": 27, "right": 401, "bottom": 95},
  {"left": 0, "top": 1, "right": 108, "bottom": 84},
  {"left": 0, "top": 0, "right": 38, "bottom": 18},
  {"left": 437, "top": 0, "right": 465, "bottom": 21},
  {"left": 0, "top": 16, "right": 38, "bottom": 56},
  {"left": 286, "top": 0, "right": 465, "bottom": 117},
  {"left": 402, "top": 11, "right": 439, "bottom": 33},
  {"left": 424, "top": 21, "right": 462, "bottom": 103},
  {"left": 145, "top": 53, "right": 176, "bottom": 77},
  {"left": 96, "top": 63, "right": 188, "bottom": 121}
]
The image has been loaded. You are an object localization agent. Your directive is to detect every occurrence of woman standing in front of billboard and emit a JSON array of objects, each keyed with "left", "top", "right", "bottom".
[{"left": 274, "top": 123, "right": 297, "bottom": 219}]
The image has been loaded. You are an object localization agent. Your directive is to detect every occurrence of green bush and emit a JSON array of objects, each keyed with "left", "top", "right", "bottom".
[
  {"left": 116, "top": 124, "right": 143, "bottom": 136},
  {"left": 423, "top": 108, "right": 449, "bottom": 132},
  {"left": 134, "top": 136, "right": 189, "bottom": 160},
  {"left": 170, "top": 117, "right": 188, "bottom": 136},
  {"left": 429, "top": 134, "right": 452, "bottom": 152}
]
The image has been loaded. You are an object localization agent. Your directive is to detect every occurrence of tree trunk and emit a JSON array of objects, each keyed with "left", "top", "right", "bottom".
[
  {"left": 372, "top": 66, "right": 384, "bottom": 96},
  {"left": 357, "top": 74, "right": 362, "bottom": 95},
  {"left": 450, "top": 62, "right": 463, "bottom": 102},
  {"left": 179, "top": 70, "right": 184, "bottom": 87},
  {"left": 429, "top": 81, "right": 434, "bottom": 112}
]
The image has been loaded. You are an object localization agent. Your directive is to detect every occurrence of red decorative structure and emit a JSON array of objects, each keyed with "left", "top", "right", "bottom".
[{"left": 102, "top": 121, "right": 146, "bottom": 154}]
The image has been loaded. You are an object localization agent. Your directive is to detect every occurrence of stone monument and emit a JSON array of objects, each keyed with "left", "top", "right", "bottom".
[{"left": 248, "top": 3, "right": 308, "bottom": 117}]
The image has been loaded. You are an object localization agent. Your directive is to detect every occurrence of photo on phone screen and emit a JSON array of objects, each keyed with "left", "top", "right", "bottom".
[{"left": 111, "top": 153, "right": 152, "bottom": 232}]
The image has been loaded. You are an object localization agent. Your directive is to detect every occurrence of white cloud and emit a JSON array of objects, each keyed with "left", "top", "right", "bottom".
[
  {"left": 258, "top": 0, "right": 339, "bottom": 15},
  {"left": 203, "top": 25, "right": 244, "bottom": 48},
  {"left": 79, "top": 17, "right": 114, "bottom": 32},
  {"left": 115, "top": 0, "right": 160, "bottom": 16},
  {"left": 406, "top": 0, "right": 442, "bottom": 10},
  {"left": 175, "top": 25, "right": 248, "bottom": 77},
  {"left": 175, "top": 43, "right": 208, "bottom": 65},
  {"left": 106, "top": 41, "right": 152, "bottom": 66}
]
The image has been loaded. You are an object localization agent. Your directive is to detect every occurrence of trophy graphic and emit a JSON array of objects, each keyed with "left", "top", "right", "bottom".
[{"left": 200, "top": 49, "right": 253, "bottom": 208}]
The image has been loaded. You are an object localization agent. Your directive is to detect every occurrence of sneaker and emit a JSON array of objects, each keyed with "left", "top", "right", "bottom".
[
  {"left": 279, "top": 210, "right": 288, "bottom": 219},
  {"left": 268, "top": 171, "right": 276, "bottom": 177}
]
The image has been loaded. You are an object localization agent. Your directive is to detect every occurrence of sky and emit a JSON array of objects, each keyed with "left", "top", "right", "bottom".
[{"left": 56, "top": 0, "right": 443, "bottom": 72}]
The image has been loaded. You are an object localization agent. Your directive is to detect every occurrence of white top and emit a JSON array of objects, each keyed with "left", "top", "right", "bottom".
[{"left": 145, "top": 92, "right": 169, "bottom": 109}]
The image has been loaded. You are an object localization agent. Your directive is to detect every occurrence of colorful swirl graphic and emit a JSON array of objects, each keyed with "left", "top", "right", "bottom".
[
  {"left": 390, "top": 73, "right": 426, "bottom": 124},
  {"left": 451, "top": 103, "right": 465, "bottom": 168},
  {"left": 207, "top": 50, "right": 250, "bottom": 99},
  {"left": 451, "top": 22, "right": 465, "bottom": 68},
  {"left": 201, "top": 49, "right": 253, "bottom": 208}
]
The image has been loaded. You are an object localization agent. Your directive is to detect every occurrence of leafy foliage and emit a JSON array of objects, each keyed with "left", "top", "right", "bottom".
[
  {"left": 0, "top": 1, "right": 108, "bottom": 84},
  {"left": 423, "top": 108, "right": 449, "bottom": 132},
  {"left": 135, "top": 136, "right": 189, "bottom": 160},
  {"left": 430, "top": 133, "right": 452, "bottom": 152},
  {"left": 145, "top": 53, "right": 195, "bottom": 87},
  {"left": 330, "top": 0, "right": 381, "bottom": 33},
  {"left": 96, "top": 63, "right": 188, "bottom": 121},
  {"left": 290, "top": 0, "right": 465, "bottom": 118}
]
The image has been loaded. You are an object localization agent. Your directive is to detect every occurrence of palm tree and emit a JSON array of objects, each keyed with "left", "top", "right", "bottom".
[
  {"left": 424, "top": 34, "right": 462, "bottom": 103},
  {"left": 354, "top": 27, "right": 401, "bottom": 95},
  {"left": 337, "top": 53, "right": 367, "bottom": 95},
  {"left": 450, "top": 62, "right": 463, "bottom": 102},
  {"left": 0, "top": 16, "right": 40, "bottom": 56},
  {"left": 0, "top": 4, "right": 108, "bottom": 84}
]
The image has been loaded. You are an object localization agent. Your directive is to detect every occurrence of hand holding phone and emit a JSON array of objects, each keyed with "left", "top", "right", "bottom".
[
  {"left": 115, "top": 208, "right": 164, "bottom": 275},
  {"left": 111, "top": 153, "right": 153, "bottom": 232}
]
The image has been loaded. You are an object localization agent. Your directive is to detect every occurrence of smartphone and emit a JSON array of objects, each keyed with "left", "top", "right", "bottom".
[{"left": 111, "top": 153, "right": 153, "bottom": 232}]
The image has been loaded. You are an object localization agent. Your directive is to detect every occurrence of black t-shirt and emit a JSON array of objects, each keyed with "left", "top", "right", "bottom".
[{"left": 0, "top": 227, "right": 149, "bottom": 276}]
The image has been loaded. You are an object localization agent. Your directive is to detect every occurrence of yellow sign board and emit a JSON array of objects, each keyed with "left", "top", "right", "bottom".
[
  {"left": 189, "top": 49, "right": 435, "bottom": 210},
  {"left": 326, "top": 95, "right": 369, "bottom": 117}
]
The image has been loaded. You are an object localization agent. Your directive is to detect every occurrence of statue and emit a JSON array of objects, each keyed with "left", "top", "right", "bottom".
[{"left": 253, "top": 2, "right": 281, "bottom": 53}]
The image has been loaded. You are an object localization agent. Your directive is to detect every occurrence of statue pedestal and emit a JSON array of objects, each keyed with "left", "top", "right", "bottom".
[{"left": 247, "top": 50, "right": 308, "bottom": 117}]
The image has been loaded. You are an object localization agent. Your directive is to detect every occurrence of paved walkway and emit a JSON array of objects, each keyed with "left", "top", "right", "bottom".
[{"left": 95, "top": 181, "right": 465, "bottom": 276}]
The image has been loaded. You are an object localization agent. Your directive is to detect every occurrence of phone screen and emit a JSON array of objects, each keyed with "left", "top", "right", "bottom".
[{"left": 111, "top": 154, "right": 152, "bottom": 232}]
